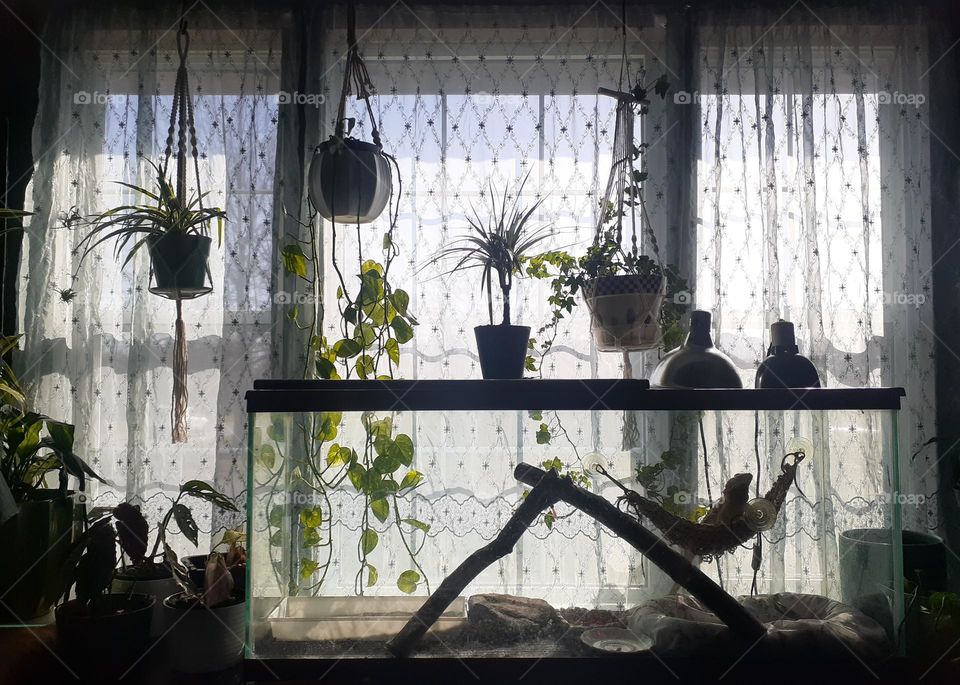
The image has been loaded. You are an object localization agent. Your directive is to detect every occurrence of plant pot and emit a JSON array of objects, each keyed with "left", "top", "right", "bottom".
[
  {"left": 839, "top": 529, "right": 946, "bottom": 644},
  {"left": 584, "top": 275, "right": 664, "bottom": 352},
  {"left": 55, "top": 594, "right": 155, "bottom": 681},
  {"left": 147, "top": 233, "right": 211, "bottom": 290},
  {"left": 0, "top": 490, "right": 83, "bottom": 625},
  {"left": 474, "top": 325, "right": 530, "bottom": 379},
  {"left": 182, "top": 554, "right": 246, "bottom": 591},
  {"left": 308, "top": 137, "right": 393, "bottom": 224},
  {"left": 163, "top": 593, "right": 246, "bottom": 673},
  {"left": 112, "top": 564, "right": 179, "bottom": 638}
]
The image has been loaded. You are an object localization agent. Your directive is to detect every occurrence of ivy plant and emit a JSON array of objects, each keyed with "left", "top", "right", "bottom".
[{"left": 269, "top": 171, "right": 429, "bottom": 596}]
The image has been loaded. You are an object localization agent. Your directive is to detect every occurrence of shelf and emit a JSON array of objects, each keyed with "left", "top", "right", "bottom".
[{"left": 246, "top": 379, "right": 904, "bottom": 412}]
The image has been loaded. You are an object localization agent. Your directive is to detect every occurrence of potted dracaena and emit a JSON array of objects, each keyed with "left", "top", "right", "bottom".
[
  {"left": 75, "top": 160, "right": 225, "bottom": 291},
  {"left": 0, "top": 333, "right": 102, "bottom": 624},
  {"left": 429, "top": 175, "right": 552, "bottom": 379}
]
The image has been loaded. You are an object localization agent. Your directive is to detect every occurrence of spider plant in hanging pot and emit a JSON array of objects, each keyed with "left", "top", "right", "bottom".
[
  {"left": 308, "top": 5, "right": 392, "bottom": 224},
  {"left": 76, "top": 161, "right": 225, "bottom": 293},
  {"left": 430, "top": 177, "right": 552, "bottom": 379}
]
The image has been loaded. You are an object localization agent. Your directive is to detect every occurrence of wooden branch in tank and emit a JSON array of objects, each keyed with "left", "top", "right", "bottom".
[
  {"left": 385, "top": 468, "right": 563, "bottom": 658},
  {"left": 387, "top": 464, "right": 766, "bottom": 658}
]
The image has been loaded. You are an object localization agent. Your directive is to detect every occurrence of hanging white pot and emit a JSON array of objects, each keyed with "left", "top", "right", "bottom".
[
  {"left": 308, "top": 137, "right": 392, "bottom": 224},
  {"left": 584, "top": 274, "right": 664, "bottom": 352}
]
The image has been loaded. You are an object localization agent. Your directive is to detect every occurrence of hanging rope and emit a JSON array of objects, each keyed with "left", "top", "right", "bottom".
[
  {"left": 160, "top": 10, "right": 206, "bottom": 444},
  {"left": 335, "top": 4, "right": 382, "bottom": 148}
]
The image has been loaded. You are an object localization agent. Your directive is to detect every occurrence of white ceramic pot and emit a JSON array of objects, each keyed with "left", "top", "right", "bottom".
[
  {"left": 112, "top": 573, "right": 180, "bottom": 638},
  {"left": 163, "top": 593, "right": 246, "bottom": 673}
]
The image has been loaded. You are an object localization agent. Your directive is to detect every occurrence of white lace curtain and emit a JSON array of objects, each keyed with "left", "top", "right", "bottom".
[{"left": 19, "top": 1, "right": 939, "bottom": 595}]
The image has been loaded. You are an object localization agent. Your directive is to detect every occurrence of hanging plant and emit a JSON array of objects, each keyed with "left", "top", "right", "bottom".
[
  {"left": 75, "top": 17, "right": 222, "bottom": 443},
  {"left": 307, "top": 7, "right": 392, "bottom": 224}
]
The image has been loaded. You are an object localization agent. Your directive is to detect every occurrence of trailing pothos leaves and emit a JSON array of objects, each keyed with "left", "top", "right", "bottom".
[{"left": 273, "top": 169, "right": 429, "bottom": 596}]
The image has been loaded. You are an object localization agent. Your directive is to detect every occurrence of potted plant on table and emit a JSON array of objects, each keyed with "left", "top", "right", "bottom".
[
  {"left": 0, "top": 334, "right": 102, "bottom": 624},
  {"left": 54, "top": 519, "right": 156, "bottom": 681},
  {"left": 109, "top": 479, "right": 238, "bottom": 637},
  {"left": 430, "top": 176, "right": 552, "bottom": 379},
  {"left": 163, "top": 547, "right": 246, "bottom": 674}
]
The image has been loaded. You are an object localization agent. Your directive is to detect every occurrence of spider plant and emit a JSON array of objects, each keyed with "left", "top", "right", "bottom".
[
  {"left": 75, "top": 161, "right": 225, "bottom": 270},
  {"left": 431, "top": 175, "right": 552, "bottom": 326}
]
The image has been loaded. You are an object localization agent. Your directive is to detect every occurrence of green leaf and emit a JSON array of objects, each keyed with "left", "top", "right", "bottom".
[
  {"left": 257, "top": 444, "right": 276, "bottom": 469},
  {"left": 302, "top": 527, "right": 321, "bottom": 546},
  {"left": 267, "top": 417, "right": 285, "bottom": 442},
  {"left": 544, "top": 512, "right": 555, "bottom": 529},
  {"left": 270, "top": 530, "right": 283, "bottom": 546},
  {"left": 299, "top": 507, "right": 322, "bottom": 528},
  {"left": 356, "top": 322, "right": 378, "bottom": 346},
  {"left": 348, "top": 463, "right": 367, "bottom": 490},
  {"left": 268, "top": 505, "right": 285, "bottom": 527},
  {"left": 333, "top": 338, "right": 362, "bottom": 359},
  {"left": 281, "top": 244, "right": 308, "bottom": 278},
  {"left": 390, "top": 317, "right": 414, "bottom": 344},
  {"left": 527, "top": 410, "right": 543, "bottom": 421},
  {"left": 172, "top": 502, "right": 199, "bottom": 546},
  {"left": 316, "top": 357, "right": 337, "bottom": 379},
  {"left": 397, "top": 569, "right": 420, "bottom": 594},
  {"left": 356, "top": 354, "right": 375, "bottom": 379},
  {"left": 367, "top": 564, "right": 379, "bottom": 587},
  {"left": 315, "top": 412, "right": 341, "bottom": 442},
  {"left": 402, "top": 518, "right": 431, "bottom": 533},
  {"left": 394, "top": 434, "right": 414, "bottom": 466},
  {"left": 385, "top": 338, "right": 400, "bottom": 365},
  {"left": 45, "top": 421, "right": 75, "bottom": 453},
  {"left": 300, "top": 558, "right": 319, "bottom": 579},
  {"left": 179, "top": 480, "right": 238, "bottom": 512},
  {"left": 382, "top": 232, "right": 392, "bottom": 250},
  {"left": 390, "top": 289, "right": 410, "bottom": 316},
  {"left": 400, "top": 470, "right": 423, "bottom": 490},
  {"left": 370, "top": 498, "right": 389, "bottom": 523},
  {"left": 360, "top": 529, "right": 378, "bottom": 556},
  {"left": 327, "top": 443, "right": 345, "bottom": 467},
  {"left": 536, "top": 423, "right": 551, "bottom": 444}
]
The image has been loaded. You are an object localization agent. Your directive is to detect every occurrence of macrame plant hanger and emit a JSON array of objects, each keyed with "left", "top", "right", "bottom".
[{"left": 154, "top": 7, "right": 212, "bottom": 444}]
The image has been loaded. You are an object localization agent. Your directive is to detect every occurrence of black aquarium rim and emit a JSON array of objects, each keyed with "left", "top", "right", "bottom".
[{"left": 245, "top": 379, "right": 904, "bottom": 412}]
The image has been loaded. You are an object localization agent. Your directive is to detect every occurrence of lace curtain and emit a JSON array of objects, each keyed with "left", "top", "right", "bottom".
[
  {"left": 20, "top": 3, "right": 282, "bottom": 551},
  {"left": 19, "top": 1, "right": 940, "bottom": 601}
]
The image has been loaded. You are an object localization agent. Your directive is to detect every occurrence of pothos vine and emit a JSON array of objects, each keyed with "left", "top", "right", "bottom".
[{"left": 258, "top": 149, "right": 430, "bottom": 597}]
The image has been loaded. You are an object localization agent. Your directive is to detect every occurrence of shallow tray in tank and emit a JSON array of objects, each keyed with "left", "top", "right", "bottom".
[{"left": 269, "top": 596, "right": 467, "bottom": 641}]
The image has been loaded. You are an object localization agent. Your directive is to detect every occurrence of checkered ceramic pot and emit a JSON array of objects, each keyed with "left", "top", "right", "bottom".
[{"left": 583, "top": 275, "right": 666, "bottom": 352}]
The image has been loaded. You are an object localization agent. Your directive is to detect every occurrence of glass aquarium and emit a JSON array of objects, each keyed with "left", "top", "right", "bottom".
[{"left": 245, "top": 380, "right": 904, "bottom": 667}]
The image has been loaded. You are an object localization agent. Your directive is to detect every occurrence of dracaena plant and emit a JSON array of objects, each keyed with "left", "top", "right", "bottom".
[
  {"left": 74, "top": 160, "right": 225, "bottom": 270},
  {"left": 429, "top": 174, "right": 552, "bottom": 326},
  {"left": 0, "top": 334, "right": 103, "bottom": 503}
]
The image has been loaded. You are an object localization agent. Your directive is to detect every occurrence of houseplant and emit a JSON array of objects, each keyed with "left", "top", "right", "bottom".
[
  {"left": 110, "top": 479, "right": 238, "bottom": 637},
  {"left": 430, "top": 176, "right": 552, "bottom": 379},
  {"left": 163, "top": 549, "right": 246, "bottom": 673},
  {"left": 54, "top": 519, "right": 155, "bottom": 681},
  {"left": 0, "top": 334, "right": 101, "bottom": 623},
  {"left": 75, "top": 160, "right": 225, "bottom": 292}
]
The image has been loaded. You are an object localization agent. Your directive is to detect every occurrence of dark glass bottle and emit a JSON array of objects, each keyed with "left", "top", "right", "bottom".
[{"left": 754, "top": 320, "right": 821, "bottom": 388}]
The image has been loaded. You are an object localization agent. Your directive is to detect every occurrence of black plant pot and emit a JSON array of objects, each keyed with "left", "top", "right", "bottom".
[
  {"left": 475, "top": 325, "right": 530, "bottom": 379},
  {"left": 147, "top": 233, "right": 211, "bottom": 290},
  {"left": 0, "top": 490, "right": 83, "bottom": 624},
  {"left": 55, "top": 594, "right": 155, "bottom": 681}
]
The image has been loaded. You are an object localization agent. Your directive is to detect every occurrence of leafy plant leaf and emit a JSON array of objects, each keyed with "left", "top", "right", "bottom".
[
  {"left": 360, "top": 529, "right": 378, "bottom": 555},
  {"left": 300, "top": 558, "right": 319, "bottom": 580},
  {"left": 281, "top": 244, "right": 308, "bottom": 278},
  {"left": 113, "top": 502, "right": 149, "bottom": 562},
  {"left": 390, "top": 317, "right": 414, "bottom": 344},
  {"left": 370, "top": 498, "right": 389, "bottom": 523},
  {"left": 536, "top": 423, "right": 551, "bottom": 444},
  {"left": 299, "top": 507, "right": 322, "bottom": 528},
  {"left": 385, "top": 338, "right": 400, "bottom": 365},
  {"left": 366, "top": 564, "right": 379, "bottom": 587},
  {"left": 257, "top": 444, "right": 276, "bottom": 469},
  {"left": 400, "top": 470, "right": 423, "bottom": 490},
  {"left": 397, "top": 569, "right": 420, "bottom": 594},
  {"left": 173, "top": 502, "right": 200, "bottom": 546},
  {"left": 180, "top": 480, "right": 238, "bottom": 512},
  {"left": 401, "top": 518, "right": 431, "bottom": 533},
  {"left": 390, "top": 289, "right": 410, "bottom": 316}
]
